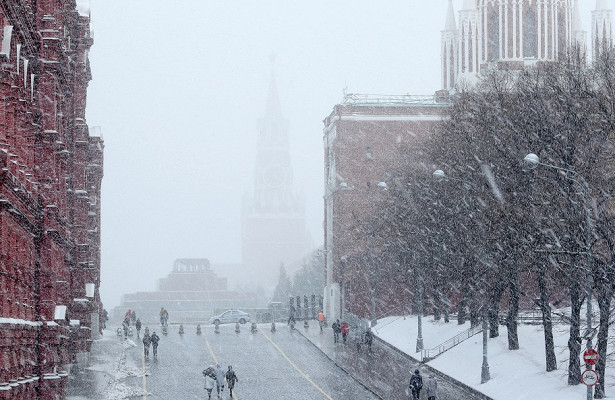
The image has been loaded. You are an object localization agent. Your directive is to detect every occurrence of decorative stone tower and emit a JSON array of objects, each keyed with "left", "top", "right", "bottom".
[
  {"left": 592, "top": 0, "right": 613, "bottom": 60},
  {"left": 241, "top": 64, "right": 309, "bottom": 291},
  {"left": 442, "top": 0, "right": 584, "bottom": 91}
]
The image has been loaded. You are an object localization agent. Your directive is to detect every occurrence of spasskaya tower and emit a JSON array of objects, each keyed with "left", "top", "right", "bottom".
[{"left": 241, "top": 62, "right": 310, "bottom": 291}]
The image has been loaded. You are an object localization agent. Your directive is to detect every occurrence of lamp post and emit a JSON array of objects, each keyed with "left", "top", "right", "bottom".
[
  {"left": 433, "top": 169, "right": 490, "bottom": 383},
  {"left": 523, "top": 153, "right": 594, "bottom": 400}
]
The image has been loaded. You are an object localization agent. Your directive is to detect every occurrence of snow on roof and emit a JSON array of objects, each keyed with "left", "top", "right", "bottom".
[{"left": 76, "top": 0, "right": 90, "bottom": 17}]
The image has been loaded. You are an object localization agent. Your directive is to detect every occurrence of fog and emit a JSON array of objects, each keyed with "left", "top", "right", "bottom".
[{"left": 84, "top": 0, "right": 601, "bottom": 309}]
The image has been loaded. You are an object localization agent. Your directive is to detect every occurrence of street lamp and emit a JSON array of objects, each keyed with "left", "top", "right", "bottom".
[
  {"left": 523, "top": 153, "right": 594, "bottom": 400},
  {"left": 433, "top": 169, "right": 490, "bottom": 383}
]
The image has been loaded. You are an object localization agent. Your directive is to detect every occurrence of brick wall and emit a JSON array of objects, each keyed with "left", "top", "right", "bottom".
[{"left": 0, "top": 1, "right": 103, "bottom": 398}]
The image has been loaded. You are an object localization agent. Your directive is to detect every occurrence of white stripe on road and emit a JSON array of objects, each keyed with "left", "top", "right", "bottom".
[
  {"left": 259, "top": 329, "right": 335, "bottom": 400},
  {"left": 203, "top": 332, "right": 239, "bottom": 400}
]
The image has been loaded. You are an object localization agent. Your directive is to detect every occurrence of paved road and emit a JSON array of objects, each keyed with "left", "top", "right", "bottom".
[
  {"left": 299, "top": 323, "right": 492, "bottom": 400},
  {"left": 70, "top": 324, "right": 380, "bottom": 399}
]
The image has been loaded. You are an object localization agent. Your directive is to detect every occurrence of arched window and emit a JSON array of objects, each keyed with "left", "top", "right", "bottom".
[{"left": 524, "top": 8, "right": 537, "bottom": 58}]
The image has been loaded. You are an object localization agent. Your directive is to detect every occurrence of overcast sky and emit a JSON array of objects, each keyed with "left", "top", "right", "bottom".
[{"left": 85, "top": 0, "right": 605, "bottom": 309}]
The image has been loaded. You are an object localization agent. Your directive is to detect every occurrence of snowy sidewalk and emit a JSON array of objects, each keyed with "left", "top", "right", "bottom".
[
  {"left": 297, "top": 320, "right": 491, "bottom": 400},
  {"left": 66, "top": 329, "right": 147, "bottom": 400}
]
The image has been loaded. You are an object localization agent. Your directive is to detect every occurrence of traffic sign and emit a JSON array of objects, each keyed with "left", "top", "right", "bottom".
[
  {"left": 581, "top": 369, "right": 599, "bottom": 387},
  {"left": 583, "top": 348, "right": 599, "bottom": 365}
]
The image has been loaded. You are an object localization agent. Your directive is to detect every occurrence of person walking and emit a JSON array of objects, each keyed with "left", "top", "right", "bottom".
[
  {"left": 225, "top": 365, "right": 238, "bottom": 397},
  {"left": 150, "top": 331, "right": 160, "bottom": 359},
  {"left": 215, "top": 363, "right": 226, "bottom": 397},
  {"left": 409, "top": 369, "right": 423, "bottom": 400},
  {"left": 318, "top": 311, "right": 325, "bottom": 332},
  {"left": 332, "top": 319, "right": 341, "bottom": 343},
  {"left": 135, "top": 318, "right": 142, "bottom": 338},
  {"left": 203, "top": 365, "right": 216, "bottom": 399},
  {"left": 341, "top": 321, "right": 349, "bottom": 344},
  {"left": 287, "top": 304, "right": 296, "bottom": 326},
  {"left": 364, "top": 329, "right": 373, "bottom": 352},
  {"left": 142, "top": 332, "right": 151, "bottom": 359},
  {"left": 425, "top": 374, "right": 438, "bottom": 400}
]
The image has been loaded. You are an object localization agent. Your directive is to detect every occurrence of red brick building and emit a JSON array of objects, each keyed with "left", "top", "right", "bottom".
[
  {"left": 322, "top": 95, "right": 448, "bottom": 323},
  {"left": 0, "top": 1, "right": 103, "bottom": 398},
  {"left": 323, "top": 0, "right": 614, "bottom": 325}
]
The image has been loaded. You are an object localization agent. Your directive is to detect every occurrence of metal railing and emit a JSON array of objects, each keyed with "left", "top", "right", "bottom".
[{"left": 420, "top": 323, "right": 483, "bottom": 361}]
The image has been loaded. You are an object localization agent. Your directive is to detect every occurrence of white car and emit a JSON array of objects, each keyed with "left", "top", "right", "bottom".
[{"left": 208, "top": 310, "right": 250, "bottom": 325}]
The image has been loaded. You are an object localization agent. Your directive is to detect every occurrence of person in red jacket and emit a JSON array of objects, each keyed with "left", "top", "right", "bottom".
[{"left": 341, "top": 321, "right": 349, "bottom": 344}]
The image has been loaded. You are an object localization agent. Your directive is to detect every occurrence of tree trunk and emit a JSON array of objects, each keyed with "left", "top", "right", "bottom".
[
  {"left": 506, "top": 273, "right": 520, "bottom": 350},
  {"left": 489, "top": 274, "right": 506, "bottom": 338},
  {"left": 568, "top": 276, "right": 582, "bottom": 385},
  {"left": 470, "top": 282, "right": 480, "bottom": 327},
  {"left": 593, "top": 283, "right": 612, "bottom": 399},
  {"left": 537, "top": 263, "right": 557, "bottom": 372},
  {"left": 432, "top": 280, "right": 442, "bottom": 321}
]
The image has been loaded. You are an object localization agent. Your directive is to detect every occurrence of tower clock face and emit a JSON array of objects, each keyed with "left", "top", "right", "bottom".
[{"left": 263, "top": 165, "right": 286, "bottom": 188}]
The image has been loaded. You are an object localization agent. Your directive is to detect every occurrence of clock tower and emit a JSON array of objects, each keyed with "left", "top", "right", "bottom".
[{"left": 241, "top": 63, "right": 309, "bottom": 291}]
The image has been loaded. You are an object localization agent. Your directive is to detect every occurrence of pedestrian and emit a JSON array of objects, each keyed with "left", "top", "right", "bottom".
[
  {"left": 135, "top": 318, "right": 142, "bottom": 338},
  {"left": 332, "top": 319, "right": 341, "bottom": 343},
  {"left": 163, "top": 308, "right": 169, "bottom": 326},
  {"left": 425, "top": 374, "right": 438, "bottom": 400},
  {"left": 318, "top": 311, "right": 325, "bottom": 332},
  {"left": 225, "top": 365, "right": 238, "bottom": 397},
  {"left": 203, "top": 365, "right": 216, "bottom": 399},
  {"left": 150, "top": 331, "right": 160, "bottom": 359},
  {"left": 288, "top": 304, "right": 296, "bottom": 325},
  {"left": 122, "top": 319, "right": 129, "bottom": 338},
  {"left": 341, "top": 321, "right": 349, "bottom": 344},
  {"left": 142, "top": 332, "right": 151, "bottom": 359},
  {"left": 409, "top": 369, "right": 423, "bottom": 400},
  {"left": 131, "top": 310, "right": 137, "bottom": 325},
  {"left": 215, "top": 363, "right": 226, "bottom": 397},
  {"left": 159, "top": 307, "right": 165, "bottom": 326},
  {"left": 124, "top": 309, "right": 132, "bottom": 325},
  {"left": 102, "top": 309, "right": 109, "bottom": 329},
  {"left": 364, "top": 329, "right": 373, "bottom": 352}
]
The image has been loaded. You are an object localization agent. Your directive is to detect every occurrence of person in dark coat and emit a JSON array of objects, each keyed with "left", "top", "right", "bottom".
[
  {"left": 332, "top": 320, "right": 341, "bottom": 343},
  {"left": 135, "top": 318, "right": 142, "bottom": 338},
  {"left": 364, "top": 329, "right": 373, "bottom": 352},
  {"left": 225, "top": 365, "right": 238, "bottom": 397},
  {"left": 409, "top": 369, "right": 423, "bottom": 400},
  {"left": 424, "top": 374, "right": 438, "bottom": 400},
  {"left": 142, "top": 333, "right": 151, "bottom": 358},
  {"left": 150, "top": 332, "right": 160, "bottom": 358}
]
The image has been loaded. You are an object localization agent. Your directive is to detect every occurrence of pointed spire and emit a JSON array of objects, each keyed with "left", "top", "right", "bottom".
[
  {"left": 596, "top": 0, "right": 610, "bottom": 10},
  {"left": 265, "top": 54, "right": 282, "bottom": 120},
  {"left": 444, "top": 0, "right": 457, "bottom": 31}
]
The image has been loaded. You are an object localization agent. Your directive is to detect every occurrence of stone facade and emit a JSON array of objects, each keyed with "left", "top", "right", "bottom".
[
  {"left": 442, "top": 0, "right": 612, "bottom": 91},
  {"left": 0, "top": 1, "right": 102, "bottom": 398},
  {"left": 322, "top": 96, "right": 448, "bottom": 322}
]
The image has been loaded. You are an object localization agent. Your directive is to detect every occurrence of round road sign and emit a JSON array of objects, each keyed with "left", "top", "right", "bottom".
[
  {"left": 581, "top": 369, "right": 599, "bottom": 387},
  {"left": 583, "top": 348, "right": 599, "bottom": 366}
]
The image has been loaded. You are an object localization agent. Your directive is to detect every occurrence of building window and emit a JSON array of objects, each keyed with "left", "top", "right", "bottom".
[
  {"left": 488, "top": 11, "right": 499, "bottom": 61},
  {"left": 524, "top": 8, "right": 537, "bottom": 58}
]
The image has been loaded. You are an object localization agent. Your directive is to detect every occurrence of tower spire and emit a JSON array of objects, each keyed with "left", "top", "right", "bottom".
[
  {"left": 265, "top": 53, "right": 282, "bottom": 120},
  {"left": 444, "top": 0, "right": 456, "bottom": 31}
]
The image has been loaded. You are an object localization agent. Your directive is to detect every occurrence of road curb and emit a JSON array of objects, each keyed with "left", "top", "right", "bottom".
[{"left": 296, "top": 329, "right": 384, "bottom": 399}]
